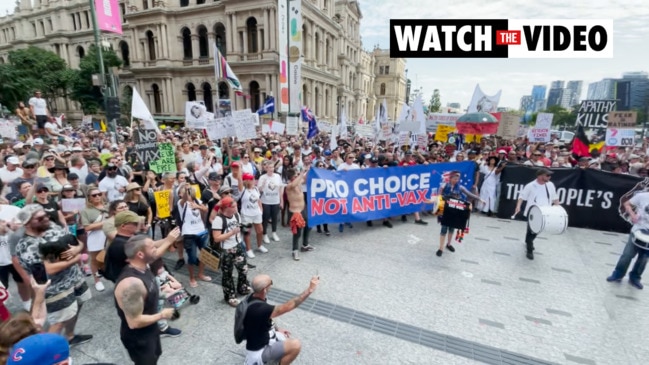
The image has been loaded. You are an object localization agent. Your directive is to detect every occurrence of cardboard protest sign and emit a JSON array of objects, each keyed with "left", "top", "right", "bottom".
[
  {"left": 148, "top": 143, "right": 177, "bottom": 173},
  {"left": 154, "top": 190, "right": 171, "bottom": 218},
  {"left": 529, "top": 113, "right": 553, "bottom": 143},
  {"left": 61, "top": 198, "right": 86, "bottom": 212},
  {"left": 133, "top": 129, "right": 159, "bottom": 164}
]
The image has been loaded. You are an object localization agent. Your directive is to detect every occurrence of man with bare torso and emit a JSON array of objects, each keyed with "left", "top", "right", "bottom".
[{"left": 285, "top": 168, "right": 314, "bottom": 261}]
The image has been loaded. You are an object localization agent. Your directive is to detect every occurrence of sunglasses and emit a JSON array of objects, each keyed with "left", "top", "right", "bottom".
[
  {"left": 37, "top": 189, "right": 49, "bottom": 193},
  {"left": 132, "top": 188, "right": 141, "bottom": 191},
  {"left": 23, "top": 164, "right": 36, "bottom": 169},
  {"left": 107, "top": 167, "right": 117, "bottom": 171},
  {"left": 90, "top": 193, "right": 102, "bottom": 197},
  {"left": 33, "top": 215, "right": 48, "bottom": 222}
]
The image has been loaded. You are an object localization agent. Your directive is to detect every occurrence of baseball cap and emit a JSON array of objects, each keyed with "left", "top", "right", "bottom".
[
  {"left": 230, "top": 162, "right": 240, "bottom": 168},
  {"left": 536, "top": 168, "right": 554, "bottom": 176},
  {"left": 61, "top": 184, "right": 75, "bottom": 192},
  {"left": 242, "top": 173, "right": 255, "bottom": 181},
  {"left": 67, "top": 172, "right": 79, "bottom": 180},
  {"left": 71, "top": 146, "right": 83, "bottom": 152},
  {"left": 22, "top": 158, "right": 39, "bottom": 167},
  {"left": 219, "top": 196, "right": 235, "bottom": 208},
  {"left": 468, "top": 150, "right": 477, "bottom": 155},
  {"left": 254, "top": 148, "right": 262, "bottom": 153},
  {"left": 369, "top": 156, "right": 379, "bottom": 163},
  {"left": 35, "top": 183, "right": 48, "bottom": 192},
  {"left": 115, "top": 211, "right": 141, "bottom": 226},
  {"left": 7, "top": 156, "right": 20, "bottom": 165},
  {"left": 199, "top": 145, "right": 208, "bottom": 150},
  {"left": 17, "top": 204, "right": 45, "bottom": 225},
  {"left": 13, "top": 142, "right": 24, "bottom": 149},
  {"left": 33, "top": 138, "right": 44, "bottom": 145},
  {"left": 208, "top": 172, "right": 221, "bottom": 181},
  {"left": 497, "top": 149, "right": 506, "bottom": 154},
  {"left": 6, "top": 333, "right": 70, "bottom": 365},
  {"left": 323, "top": 149, "right": 332, "bottom": 156}
]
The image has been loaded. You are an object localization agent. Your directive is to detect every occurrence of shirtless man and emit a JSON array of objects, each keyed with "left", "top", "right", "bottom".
[{"left": 285, "top": 168, "right": 314, "bottom": 261}]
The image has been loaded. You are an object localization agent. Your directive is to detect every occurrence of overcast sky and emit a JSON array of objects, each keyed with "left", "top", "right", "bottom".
[
  {"left": 1, "top": 1, "right": 647, "bottom": 110},
  {"left": 358, "top": 0, "right": 649, "bottom": 109}
]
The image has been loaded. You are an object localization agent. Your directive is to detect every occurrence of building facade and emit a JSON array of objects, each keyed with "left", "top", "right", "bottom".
[
  {"left": 0, "top": 0, "right": 406, "bottom": 124},
  {"left": 530, "top": 84, "right": 546, "bottom": 112}
]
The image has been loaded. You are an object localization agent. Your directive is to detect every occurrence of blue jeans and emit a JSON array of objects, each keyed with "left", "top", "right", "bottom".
[
  {"left": 611, "top": 233, "right": 649, "bottom": 282},
  {"left": 183, "top": 233, "right": 208, "bottom": 266}
]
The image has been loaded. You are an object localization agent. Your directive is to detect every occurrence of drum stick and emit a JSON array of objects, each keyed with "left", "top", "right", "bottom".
[{"left": 511, "top": 213, "right": 517, "bottom": 219}]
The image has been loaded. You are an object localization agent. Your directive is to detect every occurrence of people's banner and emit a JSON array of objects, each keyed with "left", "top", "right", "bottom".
[
  {"left": 148, "top": 143, "right": 177, "bottom": 173},
  {"left": 306, "top": 162, "right": 476, "bottom": 226},
  {"left": 497, "top": 165, "right": 642, "bottom": 233},
  {"left": 154, "top": 190, "right": 172, "bottom": 218}
]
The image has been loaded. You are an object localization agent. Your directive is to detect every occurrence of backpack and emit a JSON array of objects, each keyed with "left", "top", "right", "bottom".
[
  {"left": 214, "top": 213, "right": 241, "bottom": 247},
  {"left": 172, "top": 197, "right": 201, "bottom": 228},
  {"left": 234, "top": 294, "right": 264, "bottom": 344}
]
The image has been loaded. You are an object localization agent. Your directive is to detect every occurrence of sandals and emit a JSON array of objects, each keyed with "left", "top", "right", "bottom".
[
  {"left": 198, "top": 275, "right": 212, "bottom": 282},
  {"left": 227, "top": 298, "right": 240, "bottom": 307},
  {"left": 189, "top": 280, "right": 198, "bottom": 288}
]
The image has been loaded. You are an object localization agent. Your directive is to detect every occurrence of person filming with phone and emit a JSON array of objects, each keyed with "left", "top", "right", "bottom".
[{"left": 241, "top": 274, "right": 320, "bottom": 365}]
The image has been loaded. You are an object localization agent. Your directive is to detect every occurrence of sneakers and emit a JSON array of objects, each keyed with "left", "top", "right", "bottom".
[
  {"left": 324, "top": 230, "right": 331, "bottom": 236},
  {"left": 383, "top": 220, "right": 393, "bottom": 228},
  {"left": 263, "top": 235, "right": 270, "bottom": 244},
  {"left": 160, "top": 327, "right": 182, "bottom": 338},
  {"left": 292, "top": 250, "right": 300, "bottom": 261},
  {"left": 629, "top": 279, "right": 644, "bottom": 290},
  {"left": 83, "top": 265, "right": 92, "bottom": 277},
  {"left": 526, "top": 251, "right": 534, "bottom": 260},
  {"left": 401, "top": 215, "right": 408, "bottom": 222},
  {"left": 606, "top": 275, "right": 622, "bottom": 283},
  {"left": 414, "top": 219, "right": 428, "bottom": 225},
  {"left": 338, "top": 224, "right": 344, "bottom": 232},
  {"left": 174, "top": 259, "right": 185, "bottom": 271},
  {"left": 367, "top": 221, "right": 373, "bottom": 227},
  {"left": 436, "top": 250, "right": 443, "bottom": 257},
  {"left": 272, "top": 232, "right": 280, "bottom": 242},
  {"left": 258, "top": 246, "right": 269, "bottom": 253},
  {"left": 68, "top": 334, "right": 93, "bottom": 346},
  {"left": 446, "top": 244, "right": 455, "bottom": 252},
  {"left": 301, "top": 245, "right": 315, "bottom": 252},
  {"left": 94, "top": 281, "right": 105, "bottom": 292},
  {"left": 246, "top": 250, "right": 256, "bottom": 258}
]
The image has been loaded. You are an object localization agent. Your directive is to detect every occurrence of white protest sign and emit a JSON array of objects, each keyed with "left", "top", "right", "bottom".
[
  {"left": 206, "top": 118, "right": 230, "bottom": 140},
  {"left": 286, "top": 116, "right": 299, "bottom": 135},
  {"left": 530, "top": 112, "right": 553, "bottom": 142},
  {"left": 355, "top": 125, "right": 375, "bottom": 138},
  {"left": 185, "top": 102, "right": 208, "bottom": 129},
  {"left": 0, "top": 119, "right": 17, "bottom": 140},
  {"left": 605, "top": 128, "right": 635, "bottom": 147},
  {"left": 262, "top": 121, "right": 285, "bottom": 134},
  {"left": 232, "top": 110, "right": 257, "bottom": 140},
  {"left": 317, "top": 121, "right": 332, "bottom": 133},
  {"left": 61, "top": 198, "right": 86, "bottom": 212},
  {"left": 398, "top": 132, "right": 410, "bottom": 148}
]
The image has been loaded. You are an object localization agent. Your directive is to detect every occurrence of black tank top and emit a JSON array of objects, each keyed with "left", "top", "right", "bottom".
[{"left": 115, "top": 265, "right": 159, "bottom": 338}]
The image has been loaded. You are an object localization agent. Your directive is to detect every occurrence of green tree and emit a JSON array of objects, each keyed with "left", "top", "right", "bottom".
[
  {"left": 428, "top": 89, "right": 441, "bottom": 113},
  {"left": 2, "top": 46, "right": 72, "bottom": 112},
  {"left": 120, "top": 86, "right": 133, "bottom": 126},
  {"left": 69, "top": 44, "right": 122, "bottom": 114}
]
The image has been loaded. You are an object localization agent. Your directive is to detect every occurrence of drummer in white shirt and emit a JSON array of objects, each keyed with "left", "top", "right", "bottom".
[{"left": 513, "top": 168, "right": 560, "bottom": 260}]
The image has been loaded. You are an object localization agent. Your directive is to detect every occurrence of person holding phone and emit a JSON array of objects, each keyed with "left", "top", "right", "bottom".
[{"left": 14, "top": 204, "right": 93, "bottom": 346}]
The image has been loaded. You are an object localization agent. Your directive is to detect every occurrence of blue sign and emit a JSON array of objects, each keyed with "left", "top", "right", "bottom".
[{"left": 306, "top": 161, "right": 475, "bottom": 226}]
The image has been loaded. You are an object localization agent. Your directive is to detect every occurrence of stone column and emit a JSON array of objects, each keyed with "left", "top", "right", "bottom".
[
  {"left": 269, "top": 7, "right": 276, "bottom": 50},
  {"left": 208, "top": 32, "right": 215, "bottom": 60},
  {"left": 191, "top": 34, "right": 199, "bottom": 60},
  {"left": 242, "top": 30, "right": 248, "bottom": 57},
  {"left": 226, "top": 12, "right": 234, "bottom": 55}
]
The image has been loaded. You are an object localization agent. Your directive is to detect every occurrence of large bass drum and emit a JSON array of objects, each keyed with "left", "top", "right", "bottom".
[{"left": 528, "top": 205, "right": 568, "bottom": 235}]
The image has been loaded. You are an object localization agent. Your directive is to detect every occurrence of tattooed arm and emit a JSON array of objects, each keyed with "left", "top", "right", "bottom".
[
  {"left": 115, "top": 277, "right": 174, "bottom": 329},
  {"left": 271, "top": 276, "right": 319, "bottom": 319}
]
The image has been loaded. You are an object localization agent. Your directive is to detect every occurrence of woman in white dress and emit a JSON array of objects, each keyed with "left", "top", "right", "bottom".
[{"left": 479, "top": 156, "right": 505, "bottom": 216}]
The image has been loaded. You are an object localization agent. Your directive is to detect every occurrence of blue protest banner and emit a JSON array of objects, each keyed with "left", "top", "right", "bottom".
[{"left": 306, "top": 161, "right": 476, "bottom": 226}]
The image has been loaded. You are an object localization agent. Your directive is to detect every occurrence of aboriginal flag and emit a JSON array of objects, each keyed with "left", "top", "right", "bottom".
[{"left": 571, "top": 125, "right": 591, "bottom": 157}]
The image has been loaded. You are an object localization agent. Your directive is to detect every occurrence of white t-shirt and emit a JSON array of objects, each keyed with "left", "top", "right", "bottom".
[
  {"left": 258, "top": 173, "right": 282, "bottom": 205},
  {"left": 0, "top": 167, "right": 23, "bottom": 185},
  {"left": 240, "top": 187, "right": 262, "bottom": 217},
  {"left": 98, "top": 175, "right": 129, "bottom": 202},
  {"left": 0, "top": 233, "right": 11, "bottom": 266},
  {"left": 519, "top": 180, "right": 558, "bottom": 216},
  {"left": 29, "top": 97, "right": 47, "bottom": 115},
  {"left": 177, "top": 201, "right": 206, "bottom": 235},
  {"left": 70, "top": 164, "right": 89, "bottom": 183},
  {"left": 629, "top": 192, "right": 649, "bottom": 233},
  {"left": 212, "top": 213, "right": 242, "bottom": 249},
  {"left": 44, "top": 122, "right": 59, "bottom": 136},
  {"left": 523, "top": 160, "right": 545, "bottom": 167},
  {"left": 338, "top": 163, "right": 360, "bottom": 171}
]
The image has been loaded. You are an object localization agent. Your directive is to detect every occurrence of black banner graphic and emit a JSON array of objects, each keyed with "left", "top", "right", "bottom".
[
  {"left": 497, "top": 165, "right": 645, "bottom": 233},
  {"left": 133, "top": 129, "right": 159, "bottom": 164}
]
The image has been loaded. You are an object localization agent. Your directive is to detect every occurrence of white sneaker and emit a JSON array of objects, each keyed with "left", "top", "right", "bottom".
[
  {"left": 292, "top": 250, "right": 300, "bottom": 261},
  {"left": 246, "top": 250, "right": 255, "bottom": 259},
  {"left": 95, "top": 281, "right": 105, "bottom": 292},
  {"left": 263, "top": 235, "right": 270, "bottom": 244},
  {"left": 271, "top": 232, "right": 280, "bottom": 242},
  {"left": 258, "top": 246, "right": 269, "bottom": 253}
]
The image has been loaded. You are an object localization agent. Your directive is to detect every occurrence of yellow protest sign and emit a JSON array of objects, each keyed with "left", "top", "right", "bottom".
[
  {"left": 465, "top": 134, "right": 482, "bottom": 143},
  {"left": 191, "top": 184, "right": 201, "bottom": 200},
  {"left": 434, "top": 125, "right": 455, "bottom": 142},
  {"left": 154, "top": 190, "right": 172, "bottom": 218}
]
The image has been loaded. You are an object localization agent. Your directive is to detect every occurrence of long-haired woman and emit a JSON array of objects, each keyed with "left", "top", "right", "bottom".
[
  {"left": 124, "top": 183, "right": 152, "bottom": 235},
  {"left": 80, "top": 187, "right": 108, "bottom": 292}
]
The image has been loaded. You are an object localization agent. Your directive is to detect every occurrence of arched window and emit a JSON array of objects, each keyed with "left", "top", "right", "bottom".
[
  {"left": 152, "top": 84, "right": 161, "bottom": 113},
  {"left": 246, "top": 18, "right": 258, "bottom": 53},
  {"left": 202, "top": 83, "right": 213, "bottom": 112},
  {"left": 302, "top": 24, "right": 308, "bottom": 59},
  {"left": 325, "top": 38, "right": 330, "bottom": 66},
  {"left": 197, "top": 0, "right": 205, "bottom": 4},
  {"left": 214, "top": 23, "right": 226, "bottom": 57},
  {"left": 314, "top": 87, "right": 320, "bottom": 115},
  {"left": 119, "top": 41, "right": 130, "bottom": 66},
  {"left": 302, "top": 84, "right": 308, "bottom": 106},
  {"left": 186, "top": 83, "right": 196, "bottom": 101},
  {"left": 146, "top": 31, "right": 156, "bottom": 60},
  {"left": 123, "top": 85, "right": 133, "bottom": 101},
  {"left": 142, "top": 0, "right": 148, "bottom": 10},
  {"left": 181, "top": 28, "right": 192, "bottom": 59},
  {"left": 218, "top": 82, "right": 229, "bottom": 99},
  {"left": 249, "top": 81, "right": 260, "bottom": 111},
  {"left": 179, "top": 0, "right": 189, "bottom": 7},
  {"left": 197, "top": 25, "right": 208, "bottom": 58},
  {"left": 77, "top": 45, "right": 85, "bottom": 59},
  {"left": 380, "top": 83, "right": 386, "bottom": 96},
  {"left": 314, "top": 32, "right": 320, "bottom": 63}
]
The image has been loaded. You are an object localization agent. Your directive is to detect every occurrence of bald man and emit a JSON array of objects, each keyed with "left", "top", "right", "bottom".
[{"left": 243, "top": 274, "right": 320, "bottom": 365}]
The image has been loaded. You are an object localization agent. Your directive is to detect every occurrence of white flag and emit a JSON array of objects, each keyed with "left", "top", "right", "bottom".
[
  {"left": 340, "top": 107, "right": 348, "bottom": 139},
  {"left": 412, "top": 95, "right": 427, "bottom": 135},
  {"left": 467, "top": 84, "right": 502, "bottom": 113},
  {"left": 131, "top": 88, "right": 159, "bottom": 132}
]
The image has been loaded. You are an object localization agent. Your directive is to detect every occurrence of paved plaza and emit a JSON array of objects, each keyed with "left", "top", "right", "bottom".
[{"left": 5, "top": 214, "right": 646, "bottom": 365}]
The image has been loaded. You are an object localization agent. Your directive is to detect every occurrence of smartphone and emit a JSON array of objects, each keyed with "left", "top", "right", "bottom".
[{"left": 31, "top": 262, "right": 48, "bottom": 284}]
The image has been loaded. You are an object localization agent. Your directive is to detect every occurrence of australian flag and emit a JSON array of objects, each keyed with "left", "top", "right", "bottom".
[
  {"left": 301, "top": 106, "right": 319, "bottom": 139},
  {"left": 256, "top": 96, "right": 275, "bottom": 115}
]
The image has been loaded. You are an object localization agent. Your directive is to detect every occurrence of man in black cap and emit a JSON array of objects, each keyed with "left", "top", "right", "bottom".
[{"left": 513, "top": 168, "right": 561, "bottom": 260}]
